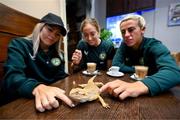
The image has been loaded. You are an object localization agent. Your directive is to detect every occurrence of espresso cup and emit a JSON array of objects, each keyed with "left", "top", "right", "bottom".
[
  {"left": 109, "top": 66, "right": 120, "bottom": 74},
  {"left": 135, "top": 65, "right": 148, "bottom": 79},
  {"left": 87, "top": 62, "right": 97, "bottom": 73}
]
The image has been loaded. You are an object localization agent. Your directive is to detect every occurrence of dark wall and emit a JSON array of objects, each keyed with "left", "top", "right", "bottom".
[
  {"left": 66, "top": 0, "right": 91, "bottom": 60},
  {"left": 106, "top": 0, "right": 156, "bottom": 17}
]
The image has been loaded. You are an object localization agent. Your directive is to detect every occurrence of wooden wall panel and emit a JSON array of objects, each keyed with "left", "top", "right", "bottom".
[
  {"left": 0, "top": 3, "right": 39, "bottom": 36},
  {"left": 0, "top": 33, "right": 17, "bottom": 62},
  {"left": 0, "top": 3, "right": 39, "bottom": 80}
]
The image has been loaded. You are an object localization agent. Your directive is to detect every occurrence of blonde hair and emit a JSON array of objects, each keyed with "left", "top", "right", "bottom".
[
  {"left": 25, "top": 23, "right": 64, "bottom": 59},
  {"left": 120, "top": 14, "right": 146, "bottom": 29},
  {"left": 80, "top": 18, "right": 100, "bottom": 33}
]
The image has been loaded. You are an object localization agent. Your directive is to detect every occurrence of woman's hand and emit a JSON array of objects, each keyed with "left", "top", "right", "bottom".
[
  {"left": 100, "top": 80, "right": 149, "bottom": 100},
  {"left": 32, "top": 84, "right": 74, "bottom": 112},
  {"left": 71, "top": 49, "right": 82, "bottom": 65}
]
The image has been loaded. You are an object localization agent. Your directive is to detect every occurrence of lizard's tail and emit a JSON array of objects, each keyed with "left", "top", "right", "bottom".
[{"left": 88, "top": 75, "right": 96, "bottom": 84}]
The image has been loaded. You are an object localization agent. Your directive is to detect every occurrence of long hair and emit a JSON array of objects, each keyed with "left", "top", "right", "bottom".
[{"left": 25, "top": 23, "right": 64, "bottom": 60}]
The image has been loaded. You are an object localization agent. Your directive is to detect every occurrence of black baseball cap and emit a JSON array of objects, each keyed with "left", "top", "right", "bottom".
[{"left": 40, "top": 13, "right": 67, "bottom": 36}]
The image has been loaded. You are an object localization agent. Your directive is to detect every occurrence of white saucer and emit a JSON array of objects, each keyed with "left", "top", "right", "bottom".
[
  {"left": 106, "top": 71, "right": 124, "bottom": 77},
  {"left": 130, "top": 74, "right": 147, "bottom": 81},
  {"left": 82, "top": 70, "right": 99, "bottom": 76}
]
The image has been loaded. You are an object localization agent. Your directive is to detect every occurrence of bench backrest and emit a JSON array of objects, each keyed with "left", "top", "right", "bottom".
[{"left": 0, "top": 3, "right": 39, "bottom": 80}]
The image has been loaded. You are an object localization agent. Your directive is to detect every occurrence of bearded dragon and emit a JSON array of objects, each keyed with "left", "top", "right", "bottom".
[{"left": 69, "top": 75, "right": 110, "bottom": 108}]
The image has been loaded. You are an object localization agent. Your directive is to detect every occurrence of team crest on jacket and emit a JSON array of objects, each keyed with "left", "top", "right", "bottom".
[
  {"left": 51, "top": 58, "right": 61, "bottom": 66},
  {"left": 99, "top": 52, "right": 106, "bottom": 60}
]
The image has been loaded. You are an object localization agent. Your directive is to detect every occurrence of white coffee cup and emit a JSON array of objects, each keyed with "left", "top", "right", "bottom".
[{"left": 109, "top": 66, "right": 120, "bottom": 74}]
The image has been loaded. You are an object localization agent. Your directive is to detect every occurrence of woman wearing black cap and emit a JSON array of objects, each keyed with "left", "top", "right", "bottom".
[{"left": 0, "top": 13, "right": 74, "bottom": 112}]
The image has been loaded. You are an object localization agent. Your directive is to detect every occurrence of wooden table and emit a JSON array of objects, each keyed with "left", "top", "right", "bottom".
[{"left": 0, "top": 71, "right": 180, "bottom": 119}]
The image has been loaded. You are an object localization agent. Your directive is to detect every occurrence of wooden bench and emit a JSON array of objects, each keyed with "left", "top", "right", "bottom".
[
  {"left": 0, "top": 3, "right": 39, "bottom": 81},
  {"left": 171, "top": 52, "right": 180, "bottom": 66}
]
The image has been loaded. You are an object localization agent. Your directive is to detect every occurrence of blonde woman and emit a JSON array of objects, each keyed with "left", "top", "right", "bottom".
[{"left": 1, "top": 13, "right": 74, "bottom": 112}]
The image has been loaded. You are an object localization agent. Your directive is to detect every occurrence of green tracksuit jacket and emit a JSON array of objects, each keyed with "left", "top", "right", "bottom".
[
  {"left": 112, "top": 37, "right": 180, "bottom": 96},
  {"left": 77, "top": 39, "right": 115, "bottom": 70},
  {"left": 1, "top": 38, "right": 68, "bottom": 102}
]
